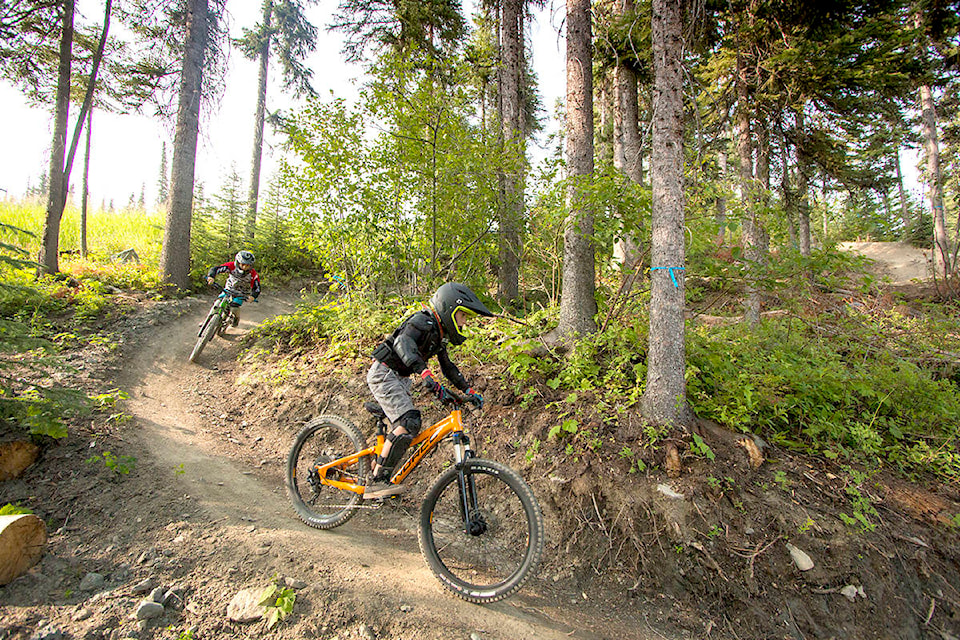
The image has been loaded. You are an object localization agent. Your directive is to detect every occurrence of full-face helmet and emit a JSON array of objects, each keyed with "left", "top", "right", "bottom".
[
  {"left": 235, "top": 250, "right": 255, "bottom": 269},
  {"left": 429, "top": 282, "right": 493, "bottom": 345}
]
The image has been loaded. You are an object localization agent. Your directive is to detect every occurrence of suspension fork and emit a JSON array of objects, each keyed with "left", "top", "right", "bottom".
[{"left": 453, "top": 432, "right": 482, "bottom": 535}]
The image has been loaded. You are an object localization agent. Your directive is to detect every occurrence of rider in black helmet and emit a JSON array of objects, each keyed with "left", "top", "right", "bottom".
[{"left": 364, "top": 282, "right": 494, "bottom": 499}]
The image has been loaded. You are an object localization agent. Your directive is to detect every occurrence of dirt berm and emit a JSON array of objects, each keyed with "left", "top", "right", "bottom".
[{"left": 1, "top": 290, "right": 959, "bottom": 640}]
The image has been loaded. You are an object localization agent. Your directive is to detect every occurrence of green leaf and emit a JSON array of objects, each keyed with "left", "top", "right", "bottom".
[
  {"left": 257, "top": 584, "right": 278, "bottom": 607},
  {"left": 266, "top": 607, "right": 280, "bottom": 630}
]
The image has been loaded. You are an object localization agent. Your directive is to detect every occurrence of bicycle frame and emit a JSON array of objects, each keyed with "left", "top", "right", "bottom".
[{"left": 315, "top": 409, "right": 471, "bottom": 496}]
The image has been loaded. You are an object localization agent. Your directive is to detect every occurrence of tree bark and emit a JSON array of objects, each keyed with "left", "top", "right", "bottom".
[
  {"left": 160, "top": 0, "right": 209, "bottom": 290},
  {"left": 0, "top": 514, "right": 46, "bottom": 586},
  {"left": 715, "top": 147, "right": 727, "bottom": 245},
  {"left": 735, "top": 43, "right": 760, "bottom": 325},
  {"left": 81, "top": 106, "right": 91, "bottom": 259},
  {"left": 919, "top": 83, "right": 949, "bottom": 276},
  {"left": 36, "top": 0, "right": 74, "bottom": 277},
  {"left": 613, "top": 0, "right": 643, "bottom": 274},
  {"left": 558, "top": 0, "right": 597, "bottom": 337},
  {"left": 796, "top": 108, "right": 811, "bottom": 256},
  {"left": 246, "top": 0, "right": 273, "bottom": 243},
  {"left": 895, "top": 149, "right": 911, "bottom": 233},
  {"left": 642, "top": 0, "right": 692, "bottom": 428},
  {"left": 497, "top": 0, "right": 522, "bottom": 305}
]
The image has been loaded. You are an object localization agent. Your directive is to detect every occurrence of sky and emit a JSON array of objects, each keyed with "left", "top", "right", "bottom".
[
  {"left": 0, "top": 1, "right": 568, "bottom": 210},
  {"left": 0, "top": 2, "right": 924, "bottom": 212}
]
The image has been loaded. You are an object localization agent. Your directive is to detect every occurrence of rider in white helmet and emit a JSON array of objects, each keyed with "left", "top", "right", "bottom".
[{"left": 206, "top": 250, "right": 261, "bottom": 327}]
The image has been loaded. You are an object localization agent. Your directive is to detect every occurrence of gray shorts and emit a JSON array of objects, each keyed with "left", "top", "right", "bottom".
[{"left": 366, "top": 360, "right": 415, "bottom": 424}]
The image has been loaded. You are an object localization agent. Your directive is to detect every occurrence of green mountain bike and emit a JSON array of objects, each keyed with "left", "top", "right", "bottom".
[{"left": 189, "top": 284, "right": 246, "bottom": 363}]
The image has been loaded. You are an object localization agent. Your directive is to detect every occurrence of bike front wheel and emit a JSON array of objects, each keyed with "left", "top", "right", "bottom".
[
  {"left": 189, "top": 314, "right": 220, "bottom": 363},
  {"left": 418, "top": 458, "right": 544, "bottom": 603},
  {"left": 286, "top": 415, "right": 369, "bottom": 530}
]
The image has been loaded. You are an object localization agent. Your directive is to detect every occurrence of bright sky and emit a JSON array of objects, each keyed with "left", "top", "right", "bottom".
[
  {"left": 0, "top": 1, "right": 567, "bottom": 210},
  {"left": 0, "top": 2, "right": 923, "bottom": 211}
]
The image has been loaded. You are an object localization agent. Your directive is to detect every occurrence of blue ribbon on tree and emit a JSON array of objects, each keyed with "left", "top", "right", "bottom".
[{"left": 650, "top": 266, "right": 685, "bottom": 288}]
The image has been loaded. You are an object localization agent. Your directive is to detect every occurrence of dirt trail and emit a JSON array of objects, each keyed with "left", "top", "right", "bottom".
[{"left": 116, "top": 294, "right": 666, "bottom": 640}]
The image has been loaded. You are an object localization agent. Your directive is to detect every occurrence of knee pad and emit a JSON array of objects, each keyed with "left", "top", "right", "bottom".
[
  {"left": 381, "top": 432, "right": 413, "bottom": 469},
  {"left": 396, "top": 409, "right": 422, "bottom": 437}
]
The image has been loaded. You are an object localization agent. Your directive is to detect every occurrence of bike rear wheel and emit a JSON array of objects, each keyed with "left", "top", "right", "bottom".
[
  {"left": 286, "top": 415, "right": 369, "bottom": 530},
  {"left": 418, "top": 458, "right": 544, "bottom": 603},
  {"left": 189, "top": 314, "right": 220, "bottom": 363}
]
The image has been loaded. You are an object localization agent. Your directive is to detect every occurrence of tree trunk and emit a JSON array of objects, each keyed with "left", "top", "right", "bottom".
[
  {"left": 735, "top": 46, "right": 759, "bottom": 325},
  {"left": 81, "top": 106, "right": 91, "bottom": 259},
  {"left": 919, "top": 83, "right": 949, "bottom": 276},
  {"left": 0, "top": 514, "right": 47, "bottom": 586},
  {"left": 613, "top": 0, "right": 643, "bottom": 274},
  {"left": 36, "top": 0, "right": 74, "bottom": 277},
  {"left": 160, "top": 0, "right": 209, "bottom": 290},
  {"left": 796, "top": 109, "right": 811, "bottom": 256},
  {"left": 782, "top": 148, "right": 797, "bottom": 249},
  {"left": 643, "top": 0, "right": 691, "bottom": 427},
  {"left": 558, "top": 0, "right": 597, "bottom": 338},
  {"left": 497, "top": 0, "right": 522, "bottom": 305},
  {"left": 246, "top": 0, "right": 273, "bottom": 243},
  {"left": 895, "top": 149, "right": 911, "bottom": 233},
  {"left": 715, "top": 147, "right": 727, "bottom": 245},
  {"left": 0, "top": 441, "right": 39, "bottom": 481}
]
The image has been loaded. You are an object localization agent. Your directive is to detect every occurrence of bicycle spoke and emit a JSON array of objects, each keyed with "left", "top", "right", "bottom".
[
  {"left": 423, "top": 465, "right": 534, "bottom": 591},
  {"left": 286, "top": 416, "right": 369, "bottom": 529}
]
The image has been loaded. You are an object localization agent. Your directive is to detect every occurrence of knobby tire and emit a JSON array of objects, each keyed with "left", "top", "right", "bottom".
[
  {"left": 418, "top": 458, "right": 544, "bottom": 603},
  {"left": 189, "top": 313, "right": 220, "bottom": 363},
  {"left": 286, "top": 415, "right": 368, "bottom": 530}
]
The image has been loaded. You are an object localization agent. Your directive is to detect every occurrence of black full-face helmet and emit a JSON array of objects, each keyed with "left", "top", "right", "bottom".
[
  {"left": 235, "top": 250, "right": 255, "bottom": 268},
  {"left": 429, "top": 282, "right": 494, "bottom": 345}
]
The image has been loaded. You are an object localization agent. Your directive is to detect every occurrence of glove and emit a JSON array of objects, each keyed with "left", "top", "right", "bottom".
[
  {"left": 206, "top": 277, "right": 214, "bottom": 285},
  {"left": 421, "top": 370, "right": 458, "bottom": 405},
  {"left": 464, "top": 387, "right": 484, "bottom": 409}
]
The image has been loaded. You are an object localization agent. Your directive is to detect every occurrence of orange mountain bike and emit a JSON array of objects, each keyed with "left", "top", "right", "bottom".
[{"left": 285, "top": 397, "right": 544, "bottom": 603}]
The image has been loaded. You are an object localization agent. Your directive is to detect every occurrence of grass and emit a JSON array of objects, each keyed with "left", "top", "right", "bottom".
[{"left": 0, "top": 199, "right": 165, "bottom": 263}]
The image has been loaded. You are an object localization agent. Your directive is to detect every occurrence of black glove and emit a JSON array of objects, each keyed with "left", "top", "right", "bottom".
[
  {"left": 421, "top": 370, "right": 458, "bottom": 405},
  {"left": 464, "top": 387, "right": 484, "bottom": 409}
]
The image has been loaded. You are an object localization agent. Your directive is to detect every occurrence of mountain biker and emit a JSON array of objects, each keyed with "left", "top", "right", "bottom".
[
  {"left": 364, "top": 282, "right": 493, "bottom": 499},
  {"left": 205, "top": 250, "right": 261, "bottom": 327}
]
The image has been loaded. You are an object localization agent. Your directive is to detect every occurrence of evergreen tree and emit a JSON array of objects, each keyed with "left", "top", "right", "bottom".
[{"left": 235, "top": 0, "right": 319, "bottom": 242}]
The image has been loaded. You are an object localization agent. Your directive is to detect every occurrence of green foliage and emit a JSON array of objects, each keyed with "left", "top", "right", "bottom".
[
  {"left": 258, "top": 583, "right": 296, "bottom": 630},
  {"left": 86, "top": 451, "right": 137, "bottom": 476},
  {"left": 548, "top": 418, "right": 579, "bottom": 440},
  {"left": 525, "top": 437, "right": 541, "bottom": 462},
  {"left": 0, "top": 503, "right": 33, "bottom": 515},
  {"left": 250, "top": 292, "right": 397, "bottom": 358},
  {"left": 0, "top": 200, "right": 164, "bottom": 264},
  {"left": 690, "top": 433, "right": 716, "bottom": 461},
  {"left": 838, "top": 470, "right": 879, "bottom": 532},
  {"left": 686, "top": 310, "right": 960, "bottom": 478}
]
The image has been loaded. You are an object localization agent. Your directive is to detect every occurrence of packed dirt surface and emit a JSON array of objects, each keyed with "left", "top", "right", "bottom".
[
  {"left": 3, "top": 284, "right": 960, "bottom": 640},
  {"left": 838, "top": 241, "right": 932, "bottom": 283},
  {"left": 0, "top": 292, "right": 689, "bottom": 640}
]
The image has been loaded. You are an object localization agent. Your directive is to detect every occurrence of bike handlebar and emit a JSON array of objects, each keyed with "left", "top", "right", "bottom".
[{"left": 208, "top": 282, "right": 249, "bottom": 300}]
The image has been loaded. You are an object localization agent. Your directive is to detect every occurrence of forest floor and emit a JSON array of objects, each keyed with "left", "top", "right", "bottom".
[{"left": 2, "top": 248, "right": 960, "bottom": 640}]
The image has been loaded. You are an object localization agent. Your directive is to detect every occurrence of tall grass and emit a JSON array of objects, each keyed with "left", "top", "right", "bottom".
[{"left": 0, "top": 199, "right": 164, "bottom": 263}]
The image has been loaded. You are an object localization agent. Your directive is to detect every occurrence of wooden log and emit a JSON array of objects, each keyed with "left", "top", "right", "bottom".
[
  {"left": 0, "top": 514, "right": 47, "bottom": 585},
  {"left": 0, "top": 441, "right": 40, "bottom": 481}
]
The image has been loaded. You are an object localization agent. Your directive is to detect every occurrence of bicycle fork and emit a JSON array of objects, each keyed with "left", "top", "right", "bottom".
[{"left": 453, "top": 433, "right": 486, "bottom": 536}]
